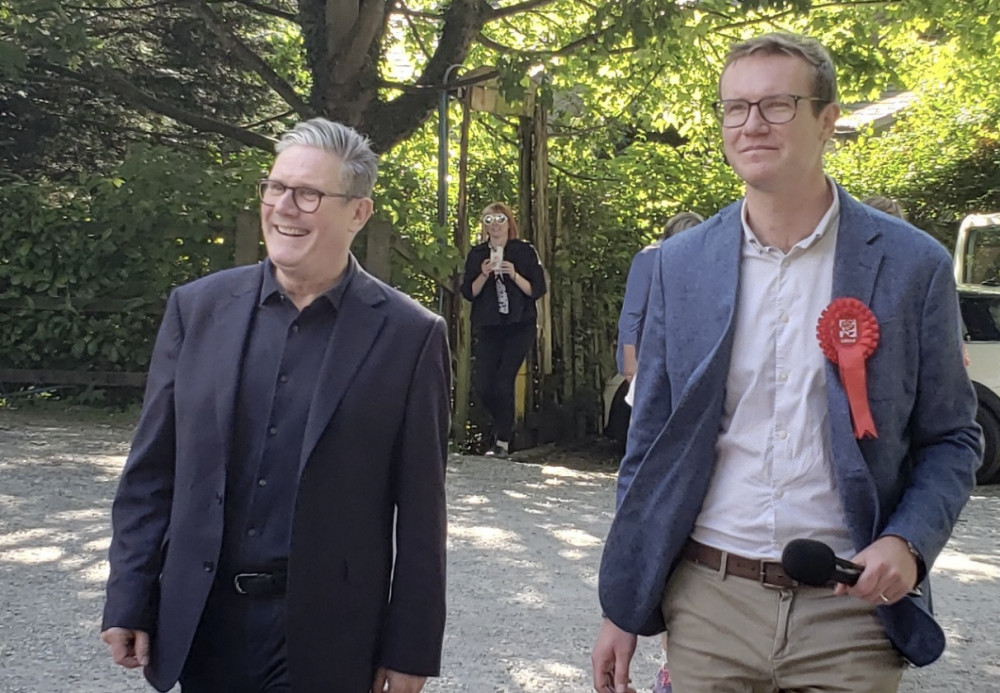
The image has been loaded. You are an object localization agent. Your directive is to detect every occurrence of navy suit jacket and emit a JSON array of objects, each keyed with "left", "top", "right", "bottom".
[
  {"left": 599, "top": 188, "right": 980, "bottom": 666},
  {"left": 103, "top": 260, "right": 451, "bottom": 692}
]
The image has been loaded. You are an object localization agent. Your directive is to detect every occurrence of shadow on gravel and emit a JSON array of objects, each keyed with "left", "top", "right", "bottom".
[{"left": 0, "top": 412, "right": 136, "bottom": 692}]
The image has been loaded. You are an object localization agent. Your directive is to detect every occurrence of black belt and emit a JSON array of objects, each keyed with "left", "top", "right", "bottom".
[{"left": 232, "top": 569, "right": 287, "bottom": 597}]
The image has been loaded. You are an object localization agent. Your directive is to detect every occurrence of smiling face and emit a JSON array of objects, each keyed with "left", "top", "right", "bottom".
[
  {"left": 719, "top": 53, "right": 839, "bottom": 195},
  {"left": 261, "top": 144, "right": 373, "bottom": 287},
  {"left": 481, "top": 207, "right": 511, "bottom": 247}
]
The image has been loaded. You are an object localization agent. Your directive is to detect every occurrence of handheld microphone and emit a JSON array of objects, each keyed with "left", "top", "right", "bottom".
[{"left": 781, "top": 538, "right": 863, "bottom": 587}]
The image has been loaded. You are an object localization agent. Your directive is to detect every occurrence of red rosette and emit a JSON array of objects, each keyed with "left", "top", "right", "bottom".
[{"left": 816, "top": 297, "right": 880, "bottom": 439}]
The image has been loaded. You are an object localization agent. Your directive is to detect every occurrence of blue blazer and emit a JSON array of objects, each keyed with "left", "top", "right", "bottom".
[
  {"left": 599, "top": 188, "right": 980, "bottom": 666},
  {"left": 102, "top": 260, "right": 451, "bottom": 692}
]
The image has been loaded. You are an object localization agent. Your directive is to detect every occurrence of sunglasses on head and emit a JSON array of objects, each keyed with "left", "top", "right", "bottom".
[{"left": 483, "top": 213, "right": 508, "bottom": 224}]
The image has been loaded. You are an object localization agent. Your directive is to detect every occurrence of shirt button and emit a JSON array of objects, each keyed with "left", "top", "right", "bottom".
[
  {"left": 781, "top": 259, "right": 790, "bottom": 269},
  {"left": 203, "top": 561, "right": 215, "bottom": 572},
  {"left": 279, "top": 373, "right": 289, "bottom": 383},
  {"left": 776, "top": 429, "right": 788, "bottom": 440},
  {"left": 258, "top": 478, "right": 267, "bottom": 487},
  {"left": 247, "top": 528, "right": 257, "bottom": 537},
  {"left": 777, "top": 372, "right": 788, "bottom": 382},
  {"left": 268, "top": 425, "right": 278, "bottom": 436},
  {"left": 779, "top": 313, "right": 789, "bottom": 324},
  {"left": 291, "top": 324, "right": 301, "bottom": 333}
]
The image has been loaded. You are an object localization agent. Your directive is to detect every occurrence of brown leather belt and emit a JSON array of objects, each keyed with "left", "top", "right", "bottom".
[{"left": 683, "top": 540, "right": 799, "bottom": 588}]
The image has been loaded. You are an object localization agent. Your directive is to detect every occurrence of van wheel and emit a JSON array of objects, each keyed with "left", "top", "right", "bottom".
[{"left": 975, "top": 405, "right": 1000, "bottom": 485}]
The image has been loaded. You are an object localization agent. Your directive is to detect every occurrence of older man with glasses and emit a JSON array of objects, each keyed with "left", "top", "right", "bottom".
[
  {"left": 593, "top": 32, "right": 979, "bottom": 693},
  {"left": 102, "top": 118, "right": 450, "bottom": 693}
]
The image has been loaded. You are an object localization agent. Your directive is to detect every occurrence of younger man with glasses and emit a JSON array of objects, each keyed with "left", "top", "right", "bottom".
[
  {"left": 102, "top": 118, "right": 450, "bottom": 693},
  {"left": 593, "top": 32, "right": 979, "bottom": 692}
]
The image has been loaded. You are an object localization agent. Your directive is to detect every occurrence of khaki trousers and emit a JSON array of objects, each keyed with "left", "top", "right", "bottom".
[{"left": 661, "top": 559, "right": 905, "bottom": 692}]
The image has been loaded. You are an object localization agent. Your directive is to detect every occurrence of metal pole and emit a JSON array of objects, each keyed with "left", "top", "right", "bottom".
[{"left": 437, "top": 65, "right": 462, "bottom": 229}]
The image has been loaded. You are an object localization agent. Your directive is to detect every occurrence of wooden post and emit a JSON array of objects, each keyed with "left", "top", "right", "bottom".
[
  {"left": 532, "top": 102, "right": 553, "bottom": 378},
  {"left": 234, "top": 211, "right": 261, "bottom": 265},
  {"left": 365, "top": 218, "right": 392, "bottom": 282}
]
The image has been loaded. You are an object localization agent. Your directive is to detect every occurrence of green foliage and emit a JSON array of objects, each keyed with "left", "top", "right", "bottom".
[
  {"left": 0, "top": 145, "right": 265, "bottom": 375},
  {"left": 828, "top": 40, "right": 1000, "bottom": 245}
]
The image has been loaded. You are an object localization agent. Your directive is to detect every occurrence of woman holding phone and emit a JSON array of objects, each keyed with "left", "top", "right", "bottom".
[{"left": 460, "top": 202, "right": 547, "bottom": 457}]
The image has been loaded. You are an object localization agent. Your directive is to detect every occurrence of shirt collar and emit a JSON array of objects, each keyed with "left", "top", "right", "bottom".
[
  {"left": 740, "top": 176, "right": 840, "bottom": 254},
  {"left": 259, "top": 255, "right": 357, "bottom": 310}
]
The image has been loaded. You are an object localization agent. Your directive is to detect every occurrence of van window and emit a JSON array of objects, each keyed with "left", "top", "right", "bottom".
[{"left": 963, "top": 224, "right": 1000, "bottom": 285}]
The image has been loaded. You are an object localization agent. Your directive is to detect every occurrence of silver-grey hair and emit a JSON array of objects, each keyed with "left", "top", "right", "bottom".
[
  {"left": 275, "top": 118, "right": 378, "bottom": 198},
  {"left": 659, "top": 211, "right": 704, "bottom": 240},
  {"left": 722, "top": 33, "right": 838, "bottom": 114}
]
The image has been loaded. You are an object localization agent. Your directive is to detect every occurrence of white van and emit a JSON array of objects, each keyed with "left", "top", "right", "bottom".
[{"left": 954, "top": 212, "right": 1000, "bottom": 484}]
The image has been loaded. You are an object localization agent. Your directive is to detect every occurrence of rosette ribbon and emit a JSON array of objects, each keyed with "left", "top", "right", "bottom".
[{"left": 816, "top": 297, "right": 879, "bottom": 439}]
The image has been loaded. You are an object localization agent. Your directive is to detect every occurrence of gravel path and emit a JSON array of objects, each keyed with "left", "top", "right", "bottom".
[{"left": 1, "top": 409, "right": 997, "bottom": 692}]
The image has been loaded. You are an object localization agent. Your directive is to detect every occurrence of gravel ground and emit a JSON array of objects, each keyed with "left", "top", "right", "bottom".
[{"left": 0, "top": 408, "right": 998, "bottom": 692}]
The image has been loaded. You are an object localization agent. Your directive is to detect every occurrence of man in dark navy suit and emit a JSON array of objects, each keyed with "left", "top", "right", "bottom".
[{"left": 101, "top": 118, "right": 450, "bottom": 693}]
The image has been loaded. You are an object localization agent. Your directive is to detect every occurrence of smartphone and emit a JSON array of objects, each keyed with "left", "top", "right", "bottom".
[{"left": 490, "top": 245, "right": 504, "bottom": 272}]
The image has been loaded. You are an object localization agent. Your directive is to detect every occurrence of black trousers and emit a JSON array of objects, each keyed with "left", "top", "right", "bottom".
[
  {"left": 179, "top": 586, "right": 290, "bottom": 693},
  {"left": 474, "top": 321, "right": 536, "bottom": 443}
]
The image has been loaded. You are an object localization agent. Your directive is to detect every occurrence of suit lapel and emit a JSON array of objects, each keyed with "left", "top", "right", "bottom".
[
  {"left": 213, "top": 266, "right": 263, "bottom": 467},
  {"left": 831, "top": 187, "right": 884, "bottom": 306},
  {"left": 299, "top": 268, "right": 387, "bottom": 472},
  {"left": 676, "top": 205, "right": 742, "bottom": 404},
  {"left": 826, "top": 189, "right": 885, "bottom": 544}
]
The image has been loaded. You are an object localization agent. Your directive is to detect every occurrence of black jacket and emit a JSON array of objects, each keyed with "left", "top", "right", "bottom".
[{"left": 460, "top": 238, "right": 547, "bottom": 328}]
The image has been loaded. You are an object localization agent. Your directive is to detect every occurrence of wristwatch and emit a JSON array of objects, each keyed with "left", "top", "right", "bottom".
[{"left": 905, "top": 539, "right": 927, "bottom": 585}]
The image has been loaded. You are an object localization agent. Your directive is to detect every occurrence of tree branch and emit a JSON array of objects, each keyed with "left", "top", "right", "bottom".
[
  {"left": 90, "top": 65, "right": 276, "bottom": 150},
  {"left": 402, "top": 7, "right": 433, "bottom": 61},
  {"left": 186, "top": 0, "right": 313, "bottom": 117},
  {"left": 379, "top": 67, "right": 499, "bottom": 94},
  {"left": 334, "top": 0, "right": 387, "bottom": 81},
  {"left": 364, "top": 0, "right": 491, "bottom": 151},
  {"left": 229, "top": 0, "right": 297, "bottom": 21},
  {"left": 487, "top": 0, "right": 559, "bottom": 20},
  {"left": 393, "top": 1, "right": 442, "bottom": 20},
  {"left": 476, "top": 24, "right": 616, "bottom": 59}
]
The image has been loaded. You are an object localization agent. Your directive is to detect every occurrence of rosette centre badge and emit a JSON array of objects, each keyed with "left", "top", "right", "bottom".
[{"left": 816, "top": 297, "right": 879, "bottom": 439}]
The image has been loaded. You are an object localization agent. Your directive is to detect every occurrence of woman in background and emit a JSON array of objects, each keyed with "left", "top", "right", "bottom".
[{"left": 460, "top": 202, "right": 547, "bottom": 457}]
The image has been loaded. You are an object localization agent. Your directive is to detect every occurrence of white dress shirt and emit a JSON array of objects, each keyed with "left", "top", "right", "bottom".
[{"left": 691, "top": 179, "right": 855, "bottom": 560}]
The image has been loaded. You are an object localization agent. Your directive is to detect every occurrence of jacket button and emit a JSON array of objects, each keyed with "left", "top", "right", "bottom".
[{"left": 203, "top": 561, "right": 215, "bottom": 572}]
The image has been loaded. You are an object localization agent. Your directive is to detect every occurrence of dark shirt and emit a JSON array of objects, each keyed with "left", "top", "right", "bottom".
[
  {"left": 460, "top": 238, "right": 547, "bottom": 328},
  {"left": 219, "top": 257, "right": 355, "bottom": 573}
]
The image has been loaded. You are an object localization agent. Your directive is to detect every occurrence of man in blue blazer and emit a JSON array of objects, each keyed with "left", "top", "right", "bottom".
[
  {"left": 101, "top": 119, "right": 450, "bottom": 693},
  {"left": 592, "top": 34, "right": 980, "bottom": 693}
]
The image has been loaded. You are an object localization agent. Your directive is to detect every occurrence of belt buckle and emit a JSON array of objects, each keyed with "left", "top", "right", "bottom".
[
  {"left": 233, "top": 572, "right": 266, "bottom": 595},
  {"left": 759, "top": 561, "right": 796, "bottom": 589}
]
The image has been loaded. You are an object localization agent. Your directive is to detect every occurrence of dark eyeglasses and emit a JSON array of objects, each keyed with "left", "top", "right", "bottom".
[
  {"left": 483, "top": 213, "right": 508, "bottom": 225},
  {"left": 257, "top": 178, "right": 357, "bottom": 214},
  {"left": 711, "top": 94, "right": 829, "bottom": 128}
]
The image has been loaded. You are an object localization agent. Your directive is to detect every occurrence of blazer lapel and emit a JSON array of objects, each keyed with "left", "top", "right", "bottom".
[
  {"left": 213, "top": 266, "right": 263, "bottom": 466},
  {"left": 826, "top": 189, "right": 885, "bottom": 544},
  {"left": 676, "top": 204, "right": 742, "bottom": 405},
  {"left": 299, "top": 268, "right": 387, "bottom": 472}
]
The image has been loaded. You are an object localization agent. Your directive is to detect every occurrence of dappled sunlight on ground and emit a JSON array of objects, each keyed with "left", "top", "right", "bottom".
[
  {"left": 934, "top": 550, "right": 1000, "bottom": 581},
  {"left": 1, "top": 414, "right": 997, "bottom": 692}
]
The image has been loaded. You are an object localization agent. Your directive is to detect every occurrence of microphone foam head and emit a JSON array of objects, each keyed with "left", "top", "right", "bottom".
[{"left": 781, "top": 539, "right": 836, "bottom": 586}]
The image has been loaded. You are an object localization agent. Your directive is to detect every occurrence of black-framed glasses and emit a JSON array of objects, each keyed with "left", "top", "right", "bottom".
[
  {"left": 711, "top": 94, "right": 829, "bottom": 128},
  {"left": 483, "top": 213, "right": 508, "bottom": 225},
  {"left": 257, "top": 178, "right": 357, "bottom": 213}
]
